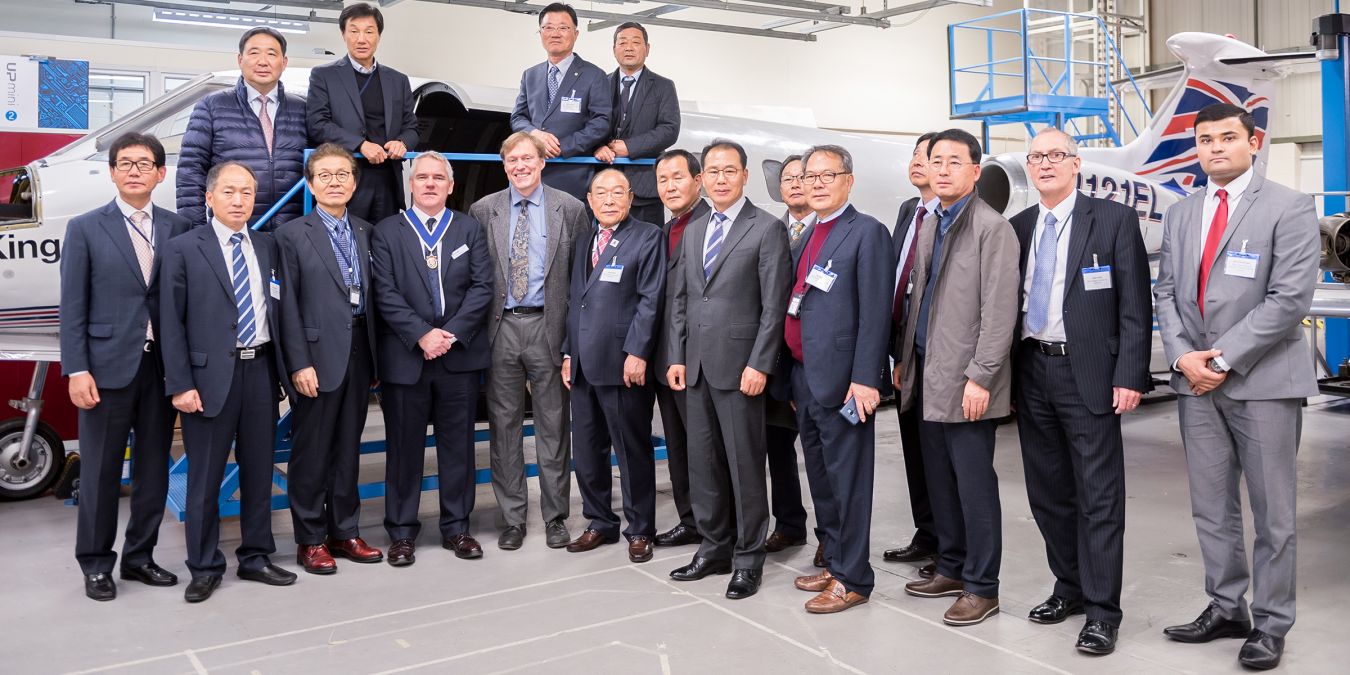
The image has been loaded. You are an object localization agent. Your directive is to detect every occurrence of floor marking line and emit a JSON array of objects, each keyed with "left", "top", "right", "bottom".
[
  {"left": 184, "top": 649, "right": 209, "bottom": 675},
  {"left": 480, "top": 640, "right": 664, "bottom": 675}
]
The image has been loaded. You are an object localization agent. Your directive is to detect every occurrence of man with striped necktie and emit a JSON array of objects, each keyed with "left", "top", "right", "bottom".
[{"left": 160, "top": 161, "right": 296, "bottom": 603}]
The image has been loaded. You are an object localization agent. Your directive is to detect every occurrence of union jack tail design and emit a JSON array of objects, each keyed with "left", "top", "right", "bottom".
[{"left": 1137, "top": 78, "right": 1271, "bottom": 194}]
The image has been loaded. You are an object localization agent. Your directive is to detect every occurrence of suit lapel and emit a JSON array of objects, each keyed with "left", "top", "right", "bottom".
[
  {"left": 666, "top": 201, "right": 706, "bottom": 271},
  {"left": 1062, "top": 196, "right": 1094, "bottom": 299},
  {"left": 813, "top": 206, "right": 857, "bottom": 269},
  {"left": 490, "top": 193, "right": 513, "bottom": 284},
  {"left": 1211, "top": 173, "right": 1263, "bottom": 266},
  {"left": 543, "top": 190, "right": 563, "bottom": 278},
  {"left": 583, "top": 219, "right": 630, "bottom": 293},
  {"left": 398, "top": 215, "right": 437, "bottom": 298},
  {"left": 623, "top": 72, "right": 650, "bottom": 134},
  {"left": 705, "top": 201, "right": 759, "bottom": 284},
  {"left": 98, "top": 201, "right": 146, "bottom": 290},
  {"left": 305, "top": 214, "right": 348, "bottom": 292},
  {"left": 684, "top": 207, "right": 710, "bottom": 293},
  {"left": 893, "top": 199, "right": 916, "bottom": 259},
  {"left": 337, "top": 61, "right": 366, "bottom": 119},
  {"left": 1184, "top": 192, "right": 1206, "bottom": 276},
  {"left": 195, "top": 228, "right": 235, "bottom": 302},
  {"left": 353, "top": 220, "right": 373, "bottom": 293},
  {"left": 379, "top": 66, "right": 397, "bottom": 139}
]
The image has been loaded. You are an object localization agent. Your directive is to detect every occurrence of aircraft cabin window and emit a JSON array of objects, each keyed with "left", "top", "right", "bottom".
[
  {"left": 762, "top": 159, "right": 785, "bottom": 203},
  {"left": 163, "top": 75, "right": 196, "bottom": 94}
]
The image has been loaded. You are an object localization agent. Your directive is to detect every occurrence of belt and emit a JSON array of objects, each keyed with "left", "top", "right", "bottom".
[
  {"left": 231, "top": 342, "right": 272, "bottom": 360},
  {"left": 352, "top": 315, "right": 367, "bottom": 327},
  {"left": 1027, "top": 338, "right": 1069, "bottom": 356},
  {"left": 507, "top": 306, "right": 544, "bottom": 315}
]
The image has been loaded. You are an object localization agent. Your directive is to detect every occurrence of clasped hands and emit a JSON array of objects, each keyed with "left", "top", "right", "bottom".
[{"left": 418, "top": 328, "right": 455, "bottom": 360}]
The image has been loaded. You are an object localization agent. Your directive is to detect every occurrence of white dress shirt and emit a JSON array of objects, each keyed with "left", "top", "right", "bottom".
[
  {"left": 617, "top": 67, "right": 643, "bottom": 102},
  {"left": 212, "top": 219, "right": 270, "bottom": 346},
  {"left": 1200, "top": 165, "right": 1254, "bottom": 246},
  {"left": 703, "top": 196, "right": 748, "bottom": 260},
  {"left": 1021, "top": 190, "right": 1078, "bottom": 342},
  {"left": 244, "top": 82, "right": 279, "bottom": 119},
  {"left": 348, "top": 54, "right": 376, "bottom": 75},
  {"left": 895, "top": 196, "right": 941, "bottom": 297}
]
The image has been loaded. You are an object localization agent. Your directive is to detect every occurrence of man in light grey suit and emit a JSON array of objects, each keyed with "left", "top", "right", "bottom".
[
  {"left": 469, "top": 132, "right": 591, "bottom": 552},
  {"left": 1155, "top": 103, "right": 1319, "bottom": 671},
  {"left": 666, "top": 140, "right": 792, "bottom": 601}
]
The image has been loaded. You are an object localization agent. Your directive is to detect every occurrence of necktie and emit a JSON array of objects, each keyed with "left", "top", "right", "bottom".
[
  {"left": 230, "top": 233, "right": 257, "bottom": 347},
  {"left": 1025, "top": 211, "right": 1059, "bottom": 335},
  {"left": 1197, "top": 189, "right": 1229, "bottom": 318},
  {"left": 128, "top": 211, "right": 155, "bottom": 339},
  {"left": 425, "top": 217, "right": 443, "bottom": 316},
  {"left": 333, "top": 220, "right": 356, "bottom": 286},
  {"left": 893, "top": 205, "right": 926, "bottom": 326},
  {"left": 703, "top": 212, "right": 728, "bottom": 279},
  {"left": 510, "top": 202, "right": 531, "bottom": 302},
  {"left": 789, "top": 220, "right": 806, "bottom": 244},
  {"left": 619, "top": 76, "right": 635, "bottom": 129},
  {"left": 593, "top": 226, "right": 614, "bottom": 267},
  {"left": 547, "top": 65, "right": 560, "bottom": 108},
  {"left": 256, "top": 96, "right": 274, "bottom": 153}
]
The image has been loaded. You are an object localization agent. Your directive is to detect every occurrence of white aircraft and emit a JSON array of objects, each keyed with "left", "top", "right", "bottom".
[{"left": 1, "top": 30, "right": 1346, "bottom": 498}]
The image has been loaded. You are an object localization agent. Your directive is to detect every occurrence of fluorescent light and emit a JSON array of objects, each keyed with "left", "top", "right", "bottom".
[{"left": 151, "top": 8, "right": 310, "bottom": 34}]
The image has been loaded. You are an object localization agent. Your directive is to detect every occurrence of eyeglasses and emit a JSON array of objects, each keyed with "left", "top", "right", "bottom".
[
  {"left": 589, "top": 188, "right": 631, "bottom": 201},
  {"left": 779, "top": 174, "right": 804, "bottom": 185},
  {"left": 113, "top": 160, "right": 157, "bottom": 174},
  {"left": 1026, "top": 151, "right": 1077, "bottom": 165},
  {"left": 928, "top": 159, "right": 968, "bottom": 171},
  {"left": 704, "top": 168, "right": 742, "bottom": 180},
  {"left": 539, "top": 25, "right": 574, "bottom": 34},
  {"left": 802, "top": 171, "right": 850, "bottom": 185},
  {"left": 315, "top": 171, "right": 353, "bottom": 185}
]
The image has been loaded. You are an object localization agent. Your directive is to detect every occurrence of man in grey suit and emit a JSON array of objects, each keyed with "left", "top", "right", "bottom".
[
  {"left": 666, "top": 140, "right": 792, "bottom": 600},
  {"left": 594, "top": 21, "right": 680, "bottom": 226},
  {"left": 1155, "top": 103, "right": 1319, "bottom": 671},
  {"left": 469, "top": 132, "right": 591, "bottom": 552},
  {"left": 510, "top": 3, "right": 613, "bottom": 201}
]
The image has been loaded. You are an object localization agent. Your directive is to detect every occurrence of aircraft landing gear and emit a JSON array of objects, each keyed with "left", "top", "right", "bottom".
[{"left": 1, "top": 362, "right": 66, "bottom": 500}]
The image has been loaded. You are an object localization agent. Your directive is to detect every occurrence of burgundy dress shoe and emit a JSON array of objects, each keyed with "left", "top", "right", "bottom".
[
  {"left": 567, "top": 528, "right": 620, "bottom": 553},
  {"left": 297, "top": 544, "right": 337, "bottom": 575},
  {"left": 628, "top": 536, "right": 654, "bottom": 563},
  {"left": 327, "top": 536, "right": 383, "bottom": 563},
  {"left": 387, "top": 539, "right": 416, "bottom": 567},
  {"left": 764, "top": 531, "right": 807, "bottom": 553},
  {"left": 813, "top": 543, "right": 827, "bottom": 568},
  {"left": 443, "top": 534, "right": 483, "bottom": 559}
]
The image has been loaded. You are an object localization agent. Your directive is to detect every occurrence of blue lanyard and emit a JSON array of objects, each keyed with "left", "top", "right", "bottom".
[
  {"left": 124, "top": 215, "right": 154, "bottom": 251},
  {"left": 326, "top": 224, "right": 360, "bottom": 287},
  {"left": 406, "top": 209, "right": 453, "bottom": 255},
  {"left": 357, "top": 66, "right": 377, "bottom": 96}
]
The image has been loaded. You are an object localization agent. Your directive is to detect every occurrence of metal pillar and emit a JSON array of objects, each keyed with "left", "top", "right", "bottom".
[{"left": 1315, "top": 11, "right": 1350, "bottom": 368}]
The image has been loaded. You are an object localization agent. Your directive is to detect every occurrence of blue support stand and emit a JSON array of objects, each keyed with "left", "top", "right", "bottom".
[{"left": 1318, "top": 13, "right": 1350, "bottom": 368}]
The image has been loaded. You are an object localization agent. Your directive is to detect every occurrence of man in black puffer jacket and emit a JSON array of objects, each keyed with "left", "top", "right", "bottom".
[{"left": 177, "top": 27, "right": 307, "bottom": 231}]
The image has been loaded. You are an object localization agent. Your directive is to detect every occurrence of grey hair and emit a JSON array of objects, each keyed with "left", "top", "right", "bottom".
[
  {"left": 1032, "top": 127, "right": 1079, "bottom": 155},
  {"left": 410, "top": 152, "right": 455, "bottom": 181},
  {"left": 801, "top": 144, "right": 853, "bottom": 173}
]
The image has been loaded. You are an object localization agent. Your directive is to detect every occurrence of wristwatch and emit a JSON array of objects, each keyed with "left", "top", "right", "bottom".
[{"left": 1206, "top": 358, "right": 1226, "bottom": 374}]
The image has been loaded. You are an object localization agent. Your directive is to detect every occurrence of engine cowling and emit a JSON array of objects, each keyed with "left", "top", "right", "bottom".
[{"left": 1320, "top": 212, "right": 1350, "bottom": 281}]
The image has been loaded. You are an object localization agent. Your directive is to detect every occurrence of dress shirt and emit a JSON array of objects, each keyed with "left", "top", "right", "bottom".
[
  {"left": 316, "top": 207, "right": 365, "bottom": 315},
  {"left": 617, "top": 68, "right": 643, "bottom": 101},
  {"left": 894, "top": 196, "right": 940, "bottom": 297},
  {"left": 408, "top": 206, "right": 447, "bottom": 314},
  {"left": 702, "top": 196, "right": 748, "bottom": 260},
  {"left": 1021, "top": 190, "right": 1077, "bottom": 342},
  {"left": 212, "top": 219, "right": 270, "bottom": 346},
  {"left": 506, "top": 186, "right": 548, "bottom": 308},
  {"left": 914, "top": 193, "right": 972, "bottom": 355},
  {"left": 244, "top": 82, "right": 279, "bottom": 119},
  {"left": 348, "top": 54, "right": 376, "bottom": 75}
]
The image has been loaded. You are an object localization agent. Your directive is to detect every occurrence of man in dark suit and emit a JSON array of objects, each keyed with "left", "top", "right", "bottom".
[
  {"left": 276, "top": 144, "right": 384, "bottom": 575},
  {"left": 884, "top": 132, "right": 941, "bottom": 577},
  {"left": 666, "top": 140, "right": 792, "bottom": 600},
  {"left": 510, "top": 3, "right": 613, "bottom": 201},
  {"left": 779, "top": 145, "right": 893, "bottom": 615},
  {"left": 561, "top": 169, "right": 666, "bottom": 563},
  {"left": 594, "top": 22, "right": 680, "bottom": 226},
  {"left": 1012, "top": 129, "right": 1151, "bottom": 655},
  {"left": 61, "top": 132, "right": 190, "bottom": 601},
  {"left": 306, "top": 3, "right": 420, "bottom": 224},
  {"left": 160, "top": 161, "right": 297, "bottom": 602},
  {"left": 371, "top": 152, "right": 494, "bottom": 567},
  {"left": 650, "top": 149, "right": 706, "bottom": 548}
]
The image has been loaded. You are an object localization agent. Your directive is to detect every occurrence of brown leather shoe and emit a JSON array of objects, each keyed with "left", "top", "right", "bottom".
[
  {"left": 804, "top": 579, "right": 869, "bottom": 614},
  {"left": 297, "top": 544, "right": 336, "bottom": 575},
  {"left": 943, "top": 591, "right": 1000, "bottom": 626},
  {"left": 628, "top": 536, "right": 654, "bottom": 563},
  {"left": 764, "top": 531, "right": 807, "bottom": 553},
  {"left": 327, "top": 536, "right": 383, "bottom": 563},
  {"left": 904, "top": 573, "right": 964, "bottom": 598},
  {"left": 566, "top": 528, "right": 619, "bottom": 553},
  {"left": 813, "top": 543, "right": 827, "bottom": 568},
  {"left": 918, "top": 562, "right": 936, "bottom": 579},
  {"left": 794, "top": 568, "right": 833, "bottom": 592},
  {"left": 443, "top": 534, "right": 483, "bottom": 560},
  {"left": 387, "top": 539, "right": 416, "bottom": 567}
]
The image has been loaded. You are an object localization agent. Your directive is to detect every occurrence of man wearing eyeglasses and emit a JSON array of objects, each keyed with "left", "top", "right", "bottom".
[
  {"left": 894, "top": 128, "right": 1018, "bottom": 627},
  {"left": 62, "top": 132, "right": 192, "bottom": 602},
  {"left": 275, "top": 143, "right": 384, "bottom": 575},
  {"left": 1011, "top": 129, "right": 1151, "bottom": 655},
  {"left": 510, "top": 2, "right": 613, "bottom": 201}
]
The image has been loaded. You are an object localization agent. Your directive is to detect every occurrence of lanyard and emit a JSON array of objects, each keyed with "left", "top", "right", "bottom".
[
  {"left": 325, "top": 223, "right": 360, "bottom": 286},
  {"left": 407, "top": 209, "right": 452, "bottom": 257},
  {"left": 357, "top": 66, "right": 378, "bottom": 96},
  {"left": 124, "top": 215, "right": 154, "bottom": 251}
]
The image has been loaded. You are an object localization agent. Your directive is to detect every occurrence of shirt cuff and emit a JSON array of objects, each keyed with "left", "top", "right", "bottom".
[
  {"left": 67, "top": 370, "right": 88, "bottom": 378},
  {"left": 1212, "top": 355, "right": 1231, "bottom": 372},
  {"left": 1171, "top": 357, "right": 1182, "bottom": 372}
]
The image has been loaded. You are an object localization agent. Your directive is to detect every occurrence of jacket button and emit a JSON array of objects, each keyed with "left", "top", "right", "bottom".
[
  {"left": 702, "top": 297, "right": 709, "bottom": 302},
  {"left": 581, "top": 303, "right": 586, "bottom": 308}
]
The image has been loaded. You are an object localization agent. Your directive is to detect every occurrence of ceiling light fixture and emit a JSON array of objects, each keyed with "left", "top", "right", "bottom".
[{"left": 151, "top": 8, "right": 310, "bottom": 34}]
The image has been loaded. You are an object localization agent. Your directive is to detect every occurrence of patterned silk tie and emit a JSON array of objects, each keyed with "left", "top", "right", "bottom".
[
  {"left": 619, "top": 76, "right": 635, "bottom": 129},
  {"left": 510, "top": 201, "right": 531, "bottom": 302},
  {"left": 256, "top": 96, "right": 274, "bottom": 153},
  {"left": 128, "top": 211, "right": 155, "bottom": 339},
  {"left": 789, "top": 220, "right": 806, "bottom": 245},
  {"left": 547, "top": 65, "right": 560, "bottom": 108},
  {"left": 1198, "top": 189, "right": 1229, "bottom": 318},
  {"left": 703, "top": 212, "right": 728, "bottom": 279},
  {"left": 1025, "top": 211, "right": 1059, "bottom": 335},
  {"left": 593, "top": 226, "right": 614, "bottom": 267},
  {"left": 426, "top": 217, "right": 443, "bottom": 316},
  {"left": 893, "top": 205, "right": 926, "bottom": 327},
  {"left": 230, "top": 233, "right": 257, "bottom": 347}
]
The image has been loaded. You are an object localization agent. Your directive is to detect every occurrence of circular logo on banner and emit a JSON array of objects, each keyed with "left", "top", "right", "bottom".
[{"left": 3, "top": 111, "right": 16, "bottom": 122}]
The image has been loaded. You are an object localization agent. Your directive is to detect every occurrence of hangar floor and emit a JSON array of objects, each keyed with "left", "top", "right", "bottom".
[{"left": 2, "top": 394, "right": 1348, "bottom": 675}]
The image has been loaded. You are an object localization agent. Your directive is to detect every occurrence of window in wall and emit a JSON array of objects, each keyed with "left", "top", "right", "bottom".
[
  {"left": 89, "top": 71, "right": 148, "bottom": 128},
  {"left": 164, "top": 74, "right": 195, "bottom": 94}
]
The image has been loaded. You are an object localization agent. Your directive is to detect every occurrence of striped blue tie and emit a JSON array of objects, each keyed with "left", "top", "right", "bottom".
[
  {"left": 1025, "top": 211, "right": 1058, "bottom": 335},
  {"left": 703, "top": 212, "right": 728, "bottom": 279},
  {"left": 230, "top": 233, "right": 257, "bottom": 347}
]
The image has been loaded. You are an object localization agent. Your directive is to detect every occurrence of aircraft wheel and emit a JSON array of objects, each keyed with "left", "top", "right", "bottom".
[{"left": 0, "top": 418, "right": 66, "bottom": 500}]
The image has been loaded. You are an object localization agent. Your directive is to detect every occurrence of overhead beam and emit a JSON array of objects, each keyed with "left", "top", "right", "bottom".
[
  {"left": 588, "top": 4, "right": 690, "bottom": 33},
  {"left": 108, "top": 0, "right": 338, "bottom": 23},
  {"left": 423, "top": 0, "right": 817, "bottom": 41},
  {"left": 802, "top": 0, "right": 988, "bottom": 34},
  {"left": 647, "top": 0, "right": 887, "bottom": 28}
]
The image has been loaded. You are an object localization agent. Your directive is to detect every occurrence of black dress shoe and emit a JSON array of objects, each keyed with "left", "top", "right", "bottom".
[
  {"left": 388, "top": 538, "right": 416, "bottom": 567},
  {"left": 669, "top": 556, "right": 732, "bottom": 581},
  {"left": 121, "top": 562, "right": 178, "bottom": 587},
  {"left": 444, "top": 533, "right": 484, "bottom": 559},
  {"left": 84, "top": 573, "right": 116, "bottom": 601},
  {"left": 1028, "top": 594, "right": 1085, "bottom": 624},
  {"left": 882, "top": 542, "right": 936, "bottom": 563},
  {"left": 184, "top": 575, "right": 221, "bottom": 603},
  {"left": 725, "top": 569, "right": 763, "bottom": 600},
  {"left": 918, "top": 562, "right": 936, "bottom": 579},
  {"left": 1076, "top": 620, "right": 1118, "bottom": 655},
  {"left": 1163, "top": 603, "right": 1252, "bottom": 643},
  {"left": 654, "top": 523, "right": 701, "bottom": 547},
  {"left": 1238, "top": 630, "right": 1284, "bottom": 670},
  {"left": 498, "top": 525, "right": 526, "bottom": 551},
  {"left": 237, "top": 563, "right": 298, "bottom": 586},
  {"left": 545, "top": 518, "right": 571, "bottom": 549}
]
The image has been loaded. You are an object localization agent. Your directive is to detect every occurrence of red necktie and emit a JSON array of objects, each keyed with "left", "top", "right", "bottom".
[
  {"left": 893, "top": 205, "right": 927, "bottom": 326},
  {"left": 1197, "top": 189, "right": 1228, "bottom": 318},
  {"left": 593, "top": 227, "right": 613, "bottom": 267}
]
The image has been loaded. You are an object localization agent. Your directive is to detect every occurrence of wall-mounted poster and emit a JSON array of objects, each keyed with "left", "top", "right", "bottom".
[{"left": 2, "top": 55, "right": 88, "bottom": 131}]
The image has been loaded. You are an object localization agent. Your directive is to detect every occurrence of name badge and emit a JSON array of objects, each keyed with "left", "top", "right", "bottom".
[
  {"left": 805, "top": 262, "right": 837, "bottom": 293},
  {"left": 451, "top": 243, "right": 469, "bottom": 260},
  {"left": 600, "top": 263, "right": 624, "bottom": 283},
  {"left": 560, "top": 91, "right": 582, "bottom": 114},
  {"left": 1225, "top": 251, "right": 1259, "bottom": 278},
  {"left": 269, "top": 277, "right": 281, "bottom": 300},
  {"left": 348, "top": 285, "right": 361, "bottom": 307},
  {"left": 1081, "top": 255, "right": 1111, "bottom": 291}
]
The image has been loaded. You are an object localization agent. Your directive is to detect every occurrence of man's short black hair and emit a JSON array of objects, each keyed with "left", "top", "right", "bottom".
[
  {"left": 701, "top": 139, "right": 748, "bottom": 170},
  {"left": 915, "top": 131, "right": 938, "bottom": 149},
  {"left": 613, "top": 21, "right": 648, "bottom": 43},
  {"left": 656, "top": 148, "right": 701, "bottom": 176},
  {"left": 538, "top": 3, "right": 578, "bottom": 27},
  {"left": 926, "top": 128, "right": 982, "bottom": 164},
  {"left": 205, "top": 161, "right": 258, "bottom": 192},
  {"left": 107, "top": 132, "right": 166, "bottom": 168},
  {"left": 1194, "top": 102, "right": 1256, "bottom": 139},
  {"left": 239, "top": 26, "right": 287, "bottom": 55},
  {"left": 339, "top": 2, "right": 384, "bottom": 33}
]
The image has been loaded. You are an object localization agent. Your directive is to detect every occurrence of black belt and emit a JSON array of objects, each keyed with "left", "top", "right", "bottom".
[
  {"left": 352, "top": 315, "right": 367, "bottom": 327},
  {"left": 1026, "top": 338, "right": 1069, "bottom": 356},
  {"left": 231, "top": 342, "right": 272, "bottom": 360},
  {"left": 507, "top": 306, "right": 544, "bottom": 315}
]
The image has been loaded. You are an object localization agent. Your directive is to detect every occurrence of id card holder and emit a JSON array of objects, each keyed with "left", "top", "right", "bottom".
[
  {"left": 560, "top": 91, "right": 582, "bottom": 114},
  {"left": 451, "top": 243, "right": 469, "bottom": 260},
  {"left": 806, "top": 262, "right": 837, "bottom": 292},
  {"left": 787, "top": 289, "right": 805, "bottom": 318},
  {"left": 1081, "top": 255, "right": 1112, "bottom": 291},
  {"left": 1225, "top": 249, "right": 1259, "bottom": 278},
  {"left": 600, "top": 263, "right": 624, "bottom": 283},
  {"left": 269, "top": 276, "right": 281, "bottom": 300},
  {"left": 348, "top": 285, "right": 361, "bottom": 307}
]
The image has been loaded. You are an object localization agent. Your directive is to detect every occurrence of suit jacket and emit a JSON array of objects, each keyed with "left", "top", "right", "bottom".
[
  {"left": 606, "top": 68, "right": 680, "bottom": 200},
  {"left": 510, "top": 53, "right": 612, "bottom": 196},
  {"left": 887, "top": 196, "right": 921, "bottom": 361},
  {"left": 775, "top": 205, "right": 894, "bottom": 407},
  {"left": 275, "top": 210, "right": 379, "bottom": 390},
  {"left": 469, "top": 185, "right": 591, "bottom": 367},
  {"left": 369, "top": 209, "right": 494, "bottom": 385},
  {"left": 653, "top": 201, "right": 710, "bottom": 387},
  {"left": 667, "top": 199, "right": 792, "bottom": 391},
  {"left": 563, "top": 216, "right": 666, "bottom": 386},
  {"left": 59, "top": 201, "right": 191, "bottom": 389},
  {"left": 896, "top": 195, "right": 1019, "bottom": 423},
  {"left": 159, "top": 226, "right": 286, "bottom": 417},
  {"left": 1153, "top": 172, "right": 1319, "bottom": 400},
  {"left": 306, "top": 58, "right": 421, "bottom": 195},
  {"left": 1011, "top": 193, "right": 1153, "bottom": 414}
]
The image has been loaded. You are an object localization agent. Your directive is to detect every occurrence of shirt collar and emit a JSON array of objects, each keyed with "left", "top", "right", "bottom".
[
  {"left": 1038, "top": 190, "right": 1077, "bottom": 227},
  {"left": 549, "top": 53, "right": 577, "bottom": 78},
  {"left": 316, "top": 207, "right": 350, "bottom": 232},
  {"left": 817, "top": 203, "right": 850, "bottom": 225},
  {"left": 618, "top": 68, "right": 643, "bottom": 84},
  {"left": 348, "top": 54, "right": 377, "bottom": 75},
  {"left": 114, "top": 197, "right": 151, "bottom": 223},
  {"left": 244, "top": 81, "right": 278, "bottom": 105},
  {"left": 937, "top": 193, "right": 973, "bottom": 225},
  {"left": 211, "top": 218, "right": 249, "bottom": 246},
  {"left": 712, "top": 196, "right": 747, "bottom": 223},
  {"left": 920, "top": 195, "right": 941, "bottom": 216},
  {"left": 786, "top": 211, "right": 816, "bottom": 227},
  {"left": 1206, "top": 164, "right": 1255, "bottom": 201},
  {"left": 510, "top": 185, "right": 543, "bottom": 208},
  {"left": 409, "top": 206, "right": 447, "bottom": 226}
]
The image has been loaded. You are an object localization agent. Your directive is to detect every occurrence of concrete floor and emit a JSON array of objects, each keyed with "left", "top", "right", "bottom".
[{"left": 3, "top": 393, "right": 1348, "bottom": 675}]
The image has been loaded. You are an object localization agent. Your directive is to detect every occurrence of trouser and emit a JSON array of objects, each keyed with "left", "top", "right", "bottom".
[
  {"left": 895, "top": 401, "right": 938, "bottom": 550},
  {"left": 766, "top": 423, "right": 809, "bottom": 540},
  {"left": 571, "top": 362, "right": 657, "bottom": 539},
  {"left": 655, "top": 382, "right": 695, "bottom": 528},
  {"left": 687, "top": 380, "right": 769, "bottom": 570}
]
